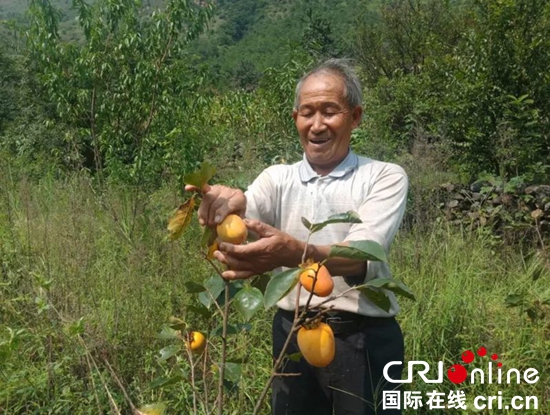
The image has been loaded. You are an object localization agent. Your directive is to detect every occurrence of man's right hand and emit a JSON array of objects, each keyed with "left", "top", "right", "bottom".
[{"left": 184, "top": 184, "right": 246, "bottom": 227}]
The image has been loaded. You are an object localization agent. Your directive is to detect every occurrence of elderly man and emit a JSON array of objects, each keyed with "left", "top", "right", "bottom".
[{"left": 190, "top": 59, "right": 407, "bottom": 414}]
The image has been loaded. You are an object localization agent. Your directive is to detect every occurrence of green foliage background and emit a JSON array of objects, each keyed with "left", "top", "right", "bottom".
[{"left": 0, "top": 0, "right": 549, "bottom": 413}]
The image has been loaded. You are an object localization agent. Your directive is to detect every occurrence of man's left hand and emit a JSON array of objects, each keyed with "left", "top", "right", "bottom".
[{"left": 213, "top": 219, "right": 302, "bottom": 280}]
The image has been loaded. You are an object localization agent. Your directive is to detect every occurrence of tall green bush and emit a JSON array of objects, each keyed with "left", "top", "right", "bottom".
[
  {"left": 22, "top": 0, "right": 212, "bottom": 186},
  {"left": 434, "top": 0, "right": 550, "bottom": 180},
  {"left": 355, "top": 0, "right": 550, "bottom": 182}
]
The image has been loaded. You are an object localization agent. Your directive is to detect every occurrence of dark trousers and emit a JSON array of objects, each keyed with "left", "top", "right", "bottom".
[{"left": 271, "top": 309, "right": 404, "bottom": 415}]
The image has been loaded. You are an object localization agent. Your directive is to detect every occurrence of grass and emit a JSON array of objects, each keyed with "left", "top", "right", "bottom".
[
  {"left": 393, "top": 219, "right": 550, "bottom": 414},
  {"left": 0, "top": 165, "right": 548, "bottom": 414}
]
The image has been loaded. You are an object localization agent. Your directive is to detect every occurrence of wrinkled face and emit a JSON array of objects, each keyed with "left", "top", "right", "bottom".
[{"left": 293, "top": 73, "right": 362, "bottom": 176}]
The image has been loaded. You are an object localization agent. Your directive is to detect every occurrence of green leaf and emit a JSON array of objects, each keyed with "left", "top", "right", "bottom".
[
  {"left": 233, "top": 286, "right": 263, "bottom": 321},
  {"left": 156, "top": 327, "right": 180, "bottom": 340},
  {"left": 0, "top": 328, "right": 24, "bottom": 363},
  {"left": 168, "top": 316, "right": 186, "bottom": 330},
  {"left": 287, "top": 352, "right": 302, "bottom": 362},
  {"left": 366, "top": 278, "right": 416, "bottom": 301},
  {"left": 356, "top": 286, "right": 391, "bottom": 312},
  {"left": 224, "top": 362, "right": 242, "bottom": 383},
  {"left": 201, "top": 226, "right": 217, "bottom": 248},
  {"left": 223, "top": 379, "right": 239, "bottom": 393},
  {"left": 328, "top": 240, "right": 387, "bottom": 262},
  {"left": 33, "top": 273, "right": 53, "bottom": 290},
  {"left": 187, "top": 304, "right": 213, "bottom": 319},
  {"left": 302, "top": 211, "right": 362, "bottom": 233},
  {"left": 66, "top": 317, "right": 85, "bottom": 336},
  {"left": 216, "top": 280, "right": 244, "bottom": 307},
  {"left": 251, "top": 273, "right": 271, "bottom": 294},
  {"left": 184, "top": 161, "right": 216, "bottom": 189},
  {"left": 138, "top": 403, "right": 167, "bottom": 415},
  {"left": 264, "top": 268, "right": 300, "bottom": 309},
  {"left": 157, "top": 344, "right": 181, "bottom": 362},
  {"left": 35, "top": 296, "right": 50, "bottom": 314},
  {"left": 184, "top": 281, "right": 206, "bottom": 293},
  {"left": 149, "top": 374, "right": 184, "bottom": 389},
  {"left": 198, "top": 276, "right": 225, "bottom": 308}
]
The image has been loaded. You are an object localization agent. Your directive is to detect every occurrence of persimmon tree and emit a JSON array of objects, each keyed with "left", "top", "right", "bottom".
[{"left": 148, "top": 162, "right": 415, "bottom": 415}]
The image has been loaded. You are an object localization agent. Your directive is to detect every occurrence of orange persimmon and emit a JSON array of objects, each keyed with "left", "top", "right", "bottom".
[
  {"left": 216, "top": 214, "right": 248, "bottom": 245},
  {"left": 299, "top": 263, "right": 334, "bottom": 297},
  {"left": 187, "top": 331, "right": 206, "bottom": 354},
  {"left": 297, "top": 322, "right": 335, "bottom": 367}
]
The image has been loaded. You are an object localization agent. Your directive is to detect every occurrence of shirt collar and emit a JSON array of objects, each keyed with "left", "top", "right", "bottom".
[{"left": 298, "top": 149, "right": 358, "bottom": 183}]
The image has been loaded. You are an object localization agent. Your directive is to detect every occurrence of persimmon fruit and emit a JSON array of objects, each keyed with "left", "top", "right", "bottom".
[
  {"left": 299, "top": 263, "right": 334, "bottom": 297},
  {"left": 188, "top": 331, "right": 206, "bottom": 354},
  {"left": 216, "top": 214, "right": 248, "bottom": 245},
  {"left": 297, "top": 322, "right": 335, "bottom": 367}
]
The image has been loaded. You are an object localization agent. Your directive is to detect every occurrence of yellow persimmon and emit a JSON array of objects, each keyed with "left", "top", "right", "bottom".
[
  {"left": 187, "top": 331, "right": 206, "bottom": 354},
  {"left": 216, "top": 214, "right": 248, "bottom": 244},
  {"left": 299, "top": 263, "right": 334, "bottom": 297},
  {"left": 297, "top": 322, "right": 335, "bottom": 367}
]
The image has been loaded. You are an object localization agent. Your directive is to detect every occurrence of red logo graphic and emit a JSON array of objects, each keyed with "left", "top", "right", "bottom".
[{"left": 447, "top": 346, "right": 502, "bottom": 384}]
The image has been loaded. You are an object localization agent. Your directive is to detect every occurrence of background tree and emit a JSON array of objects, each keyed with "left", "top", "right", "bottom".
[
  {"left": 436, "top": 0, "right": 550, "bottom": 180},
  {"left": 0, "top": 48, "right": 19, "bottom": 134},
  {"left": 354, "top": 0, "right": 550, "bottom": 182},
  {"left": 23, "top": 0, "right": 212, "bottom": 186}
]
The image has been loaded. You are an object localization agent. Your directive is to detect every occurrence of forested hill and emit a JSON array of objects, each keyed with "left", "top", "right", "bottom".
[
  {"left": 190, "top": 0, "right": 379, "bottom": 89},
  {"left": 1, "top": 0, "right": 378, "bottom": 89}
]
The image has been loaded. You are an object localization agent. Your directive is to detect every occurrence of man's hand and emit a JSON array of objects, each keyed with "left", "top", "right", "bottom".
[
  {"left": 185, "top": 184, "right": 246, "bottom": 227},
  {"left": 213, "top": 219, "right": 303, "bottom": 280}
]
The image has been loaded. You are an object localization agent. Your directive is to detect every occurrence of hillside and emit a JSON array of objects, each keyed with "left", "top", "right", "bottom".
[
  {"left": 0, "top": 0, "right": 88, "bottom": 42},
  {"left": 0, "top": 0, "right": 167, "bottom": 42},
  {"left": 0, "top": 0, "right": 379, "bottom": 86},
  {"left": 190, "top": 0, "right": 379, "bottom": 88}
]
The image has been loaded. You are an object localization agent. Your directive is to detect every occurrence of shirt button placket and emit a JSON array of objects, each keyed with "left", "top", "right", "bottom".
[
  {"left": 313, "top": 178, "right": 322, "bottom": 222},
  {"left": 307, "top": 181, "right": 315, "bottom": 222}
]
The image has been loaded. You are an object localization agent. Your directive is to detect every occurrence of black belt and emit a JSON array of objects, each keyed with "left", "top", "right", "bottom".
[{"left": 278, "top": 308, "right": 395, "bottom": 335}]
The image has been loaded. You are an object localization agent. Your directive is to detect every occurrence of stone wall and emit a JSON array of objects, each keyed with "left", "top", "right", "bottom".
[{"left": 437, "top": 182, "right": 550, "bottom": 243}]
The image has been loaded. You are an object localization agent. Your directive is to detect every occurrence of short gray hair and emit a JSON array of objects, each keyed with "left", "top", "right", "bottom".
[{"left": 293, "top": 58, "right": 363, "bottom": 114}]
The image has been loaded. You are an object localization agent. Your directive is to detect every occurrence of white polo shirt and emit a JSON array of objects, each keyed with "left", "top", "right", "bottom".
[{"left": 245, "top": 149, "right": 408, "bottom": 317}]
